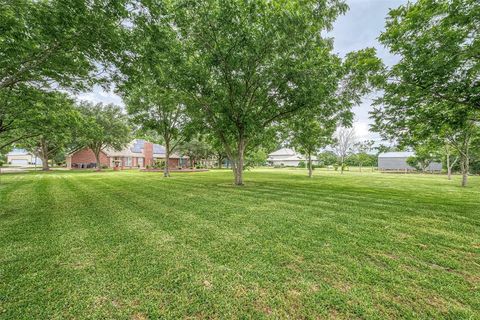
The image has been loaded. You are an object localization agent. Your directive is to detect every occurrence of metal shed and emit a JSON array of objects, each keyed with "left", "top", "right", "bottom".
[{"left": 378, "top": 151, "right": 442, "bottom": 172}]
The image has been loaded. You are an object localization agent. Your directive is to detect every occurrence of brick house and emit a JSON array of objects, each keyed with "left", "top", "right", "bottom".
[{"left": 66, "top": 139, "right": 189, "bottom": 169}]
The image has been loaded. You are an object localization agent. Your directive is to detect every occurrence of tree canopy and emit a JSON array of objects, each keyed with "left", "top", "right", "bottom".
[
  {"left": 76, "top": 102, "right": 131, "bottom": 170},
  {"left": 372, "top": 0, "right": 480, "bottom": 186}
]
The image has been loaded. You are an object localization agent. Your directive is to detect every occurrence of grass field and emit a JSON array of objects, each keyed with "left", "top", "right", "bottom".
[{"left": 0, "top": 169, "right": 479, "bottom": 319}]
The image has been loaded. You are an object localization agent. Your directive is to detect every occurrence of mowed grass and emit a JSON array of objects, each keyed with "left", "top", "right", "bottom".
[{"left": 0, "top": 169, "right": 479, "bottom": 319}]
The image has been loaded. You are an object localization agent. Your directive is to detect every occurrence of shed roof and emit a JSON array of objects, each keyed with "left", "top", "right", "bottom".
[{"left": 378, "top": 151, "right": 415, "bottom": 158}]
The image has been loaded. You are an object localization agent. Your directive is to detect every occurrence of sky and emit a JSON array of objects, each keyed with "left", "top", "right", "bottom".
[{"left": 78, "top": 0, "right": 408, "bottom": 141}]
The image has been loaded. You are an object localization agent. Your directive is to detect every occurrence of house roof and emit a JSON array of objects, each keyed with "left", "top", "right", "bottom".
[
  {"left": 130, "top": 139, "right": 166, "bottom": 154},
  {"left": 378, "top": 151, "right": 415, "bottom": 158},
  {"left": 7, "top": 148, "right": 30, "bottom": 156},
  {"left": 268, "top": 148, "right": 317, "bottom": 161},
  {"left": 268, "top": 148, "right": 297, "bottom": 156}
]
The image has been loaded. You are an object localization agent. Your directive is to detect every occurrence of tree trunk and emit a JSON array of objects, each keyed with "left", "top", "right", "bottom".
[
  {"left": 95, "top": 151, "right": 102, "bottom": 171},
  {"left": 218, "top": 154, "right": 223, "bottom": 169},
  {"left": 460, "top": 153, "right": 469, "bottom": 187},
  {"left": 164, "top": 139, "right": 170, "bottom": 178},
  {"left": 359, "top": 162, "right": 362, "bottom": 172},
  {"left": 39, "top": 138, "right": 49, "bottom": 171},
  {"left": 340, "top": 156, "right": 344, "bottom": 174},
  {"left": 446, "top": 153, "right": 452, "bottom": 180},
  {"left": 308, "top": 152, "right": 313, "bottom": 178},
  {"left": 233, "top": 139, "right": 246, "bottom": 185},
  {"left": 41, "top": 156, "right": 49, "bottom": 171}
]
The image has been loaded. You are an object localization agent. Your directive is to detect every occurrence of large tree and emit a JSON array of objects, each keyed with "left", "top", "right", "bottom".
[
  {"left": 124, "top": 86, "right": 188, "bottom": 177},
  {"left": 19, "top": 93, "right": 80, "bottom": 171},
  {"left": 76, "top": 102, "right": 131, "bottom": 170},
  {"left": 0, "top": 0, "right": 130, "bottom": 149},
  {"left": 288, "top": 116, "right": 336, "bottom": 178},
  {"left": 145, "top": 0, "right": 381, "bottom": 185},
  {"left": 0, "top": 0, "right": 129, "bottom": 91},
  {"left": 372, "top": 0, "right": 480, "bottom": 187},
  {"left": 117, "top": 6, "right": 191, "bottom": 177}
]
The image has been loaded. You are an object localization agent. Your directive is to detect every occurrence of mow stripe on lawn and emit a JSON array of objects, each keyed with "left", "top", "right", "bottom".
[{"left": 0, "top": 170, "right": 478, "bottom": 319}]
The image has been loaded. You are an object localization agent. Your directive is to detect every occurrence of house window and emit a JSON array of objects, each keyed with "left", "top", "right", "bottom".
[
  {"left": 137, "top": 157, "right": 144, "bottom": 167},
  {"left": 125, "top": 157, "right": 132, "bottom": 167}
]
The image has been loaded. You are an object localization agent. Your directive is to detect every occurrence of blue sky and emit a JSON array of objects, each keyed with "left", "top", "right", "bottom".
[{"left": 78, "top": 0, "right": 407, "bottom": 141}]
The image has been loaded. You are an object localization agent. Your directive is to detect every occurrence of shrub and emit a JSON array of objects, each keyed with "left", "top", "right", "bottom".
[
  {"left": 298, "top": 161, "right": 305, "bottom": 168},
  {"left": 0, "top": 160, "right": 3, "bottom": 167},
  {"left": 101, "top": 164, "right": 108, "bottom": 169}
]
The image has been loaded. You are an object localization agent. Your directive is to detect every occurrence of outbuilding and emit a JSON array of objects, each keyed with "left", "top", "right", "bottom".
[
  {"left": 378, "top": 151, "right": 442, "bottom": 172},
  {"left": 6, "top": 149, "right": 42, "bottom": 166}
]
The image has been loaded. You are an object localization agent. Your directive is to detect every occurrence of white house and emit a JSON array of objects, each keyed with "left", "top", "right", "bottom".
[
  {"left": 267, "top": 148, "right": 317, "bottom": 167},
  {"left": 6, "top": 148, "right": 42, "bottom": 166}
]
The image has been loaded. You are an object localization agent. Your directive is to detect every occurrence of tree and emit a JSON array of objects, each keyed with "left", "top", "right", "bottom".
[
  {"left": 124, "top": 87, "right": 188, "bottom": 177},
  {"left": 406, "top": 143, "right": 441, "bottom": 172},
  {"left": 76, "top": 102, "right": 131, "bottom": 170},
  {"left": 142, "top": 0, "right": 381, "bottom": 185},
  {"left": 354, "top": 140, "right": 375, "bottom": 172},
  {"left": 288, "top": 116, "right": 336, "bottom": 178},
  {"left": 318, "top": 151, "right": 337, "bottom": 166},
  {"left": 372, "top": 0, "right": 480, "bottom": 186},
  {"left": 0, "top": 0, "right": 128, "bottom": 91},
  {"left": 331, "top": 127, "right": 356, "bottom": 174},
  {"left": 179, "top": 138, "right": 212, "bottom": 168},
  {"left": 376, "top": 0, "right": 479, "bottom": 115},
  {"left": 117, "top": 6, "right": 191, "bottom": 177},
  {"left": 19, "top": 93, "right": 80, "bottom": 171},
  {"left": 0, "top": 0, "right": 130, "bottom": 149}
]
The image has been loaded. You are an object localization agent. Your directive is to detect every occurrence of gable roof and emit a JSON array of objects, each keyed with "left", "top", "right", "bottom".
[
  {"left": 378, "top": 151, "right": 415, "bottom": 158},
  {"left": 130, "top": 139, "right": 166, "bottom": 155},
  {"left": 7, "top": 148, "right": 31, "bottom": 156},
  {"left": 268, "top": 148, "right": 297, "bottom": 157}
]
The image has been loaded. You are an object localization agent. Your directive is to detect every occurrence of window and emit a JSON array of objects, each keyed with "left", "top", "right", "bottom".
[
  {"left": 138, "top": 157, "right": 144, "bottom": 167},
  {"left": 125, "top": 157, "right": 132, "bottom": 167}
]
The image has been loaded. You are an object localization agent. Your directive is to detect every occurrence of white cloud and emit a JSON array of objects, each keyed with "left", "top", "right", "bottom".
[{"left": 76, "top": 85, "right": 124, "bottom": 107}]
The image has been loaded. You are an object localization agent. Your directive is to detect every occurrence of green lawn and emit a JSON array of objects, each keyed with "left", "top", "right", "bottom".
[{"left": 0, "top": 169, "right": 479, "bottom": 319}]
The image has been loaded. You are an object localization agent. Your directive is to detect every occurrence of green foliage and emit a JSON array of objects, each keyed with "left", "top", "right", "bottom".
[
  {"left": 318, "top": 151, "right": 338, "bottom": 166},
  {"left": 0, "top": 0, "right": 129, "bottom": 150},
  {"left": 372, "top": 0, "right": 480, "bottom": 186},
  {"left": 76, "top": 102, "right": 131, "bottom": 165},
  {"left": 0, "top": 0, "right": 128, "bottom": 91},
  {"left": 129, "top": 0, "right": 380, "bottom": 184},
  {"left": 345, "top": 153, "right": 376, "bottom": 167},
  {"left": 244, "top": 148, "right": 268, "bottom": 169},
  {"left": 179, "top": 137, "right": 212, "bottom": 166},
  {"left": 18, "top": 92, "right": 81, "bottom": 170},
  {"left": 297, "top": 161, "right": 306, "bottom": 168}
]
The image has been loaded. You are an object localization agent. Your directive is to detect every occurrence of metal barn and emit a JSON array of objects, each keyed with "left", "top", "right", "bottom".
[{"left": 378, "top": 151, "right": 442, "bottom": 172}]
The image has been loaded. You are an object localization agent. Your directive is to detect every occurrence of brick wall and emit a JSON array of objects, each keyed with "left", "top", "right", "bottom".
[
  {"left": 69, "top": 149, "right": 109, "bottom": 168},
  {"left": 168, "top": 158, "right": 179, "bottom": 168}
]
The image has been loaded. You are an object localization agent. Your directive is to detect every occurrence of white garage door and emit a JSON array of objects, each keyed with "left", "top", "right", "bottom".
[{"left": 11, "top": 159, "right": 29, "bottom": 165}]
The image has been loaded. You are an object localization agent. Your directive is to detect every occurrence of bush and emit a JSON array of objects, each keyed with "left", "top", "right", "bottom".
[
  {"left": 334, "top": 164, "right": 339, "bottom": 171},
  {"left": 101, "top": 164, "right": 108, "bottom": 169},
  {"left": 298, "top": 161, "right": 305, "bottom": 168},
  {"left": 0, "top": 160, "right": 3, "bottom": 167},
  {"left": 153, "top": 160, "right": 165, "bottom": 169}
]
